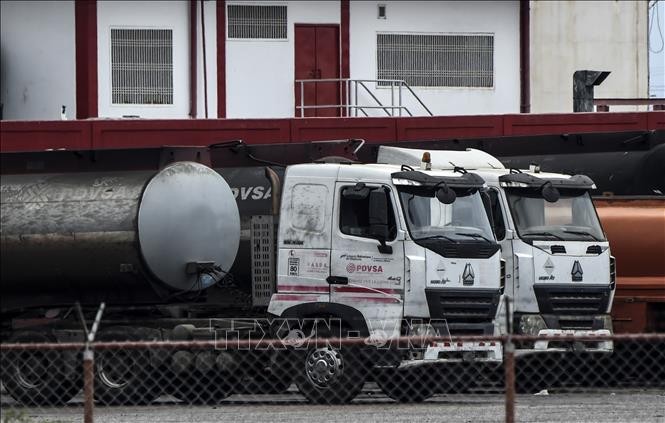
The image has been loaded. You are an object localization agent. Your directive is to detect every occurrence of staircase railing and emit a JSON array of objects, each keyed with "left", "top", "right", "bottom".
[{"left": 295, "top": 78, "right": 433, "bottom": 117}]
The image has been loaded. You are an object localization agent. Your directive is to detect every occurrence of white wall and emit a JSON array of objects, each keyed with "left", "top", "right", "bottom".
[
  {"left": 649, "top": 0, "right": 664, "bottom": 99},
  {"left": 225, "top": 0, "right": 340, "bottom": 119},
  {"left": 0, "top": 1, "right": 76, "bottom": 120},
  {"left": 97, "top": 0, "right": 190, "bottom": 118},
  {"left": 350, "top": 1, "right": 521, "bottom": 116},
  {"left": 530, "top": 1, "right": 649, "bottom": 113}
]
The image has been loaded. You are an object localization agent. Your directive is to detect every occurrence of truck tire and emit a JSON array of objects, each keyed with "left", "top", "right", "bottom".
[
  {"left": 170, "top": 372, "right": 233, "bottom": 404},
  {"left": 376, "top": 366, "right": 434, "bottom": 403},
  {"left": 93, "top": 327, "right": 160, "bottom": 405},
  {"left": 1, "top": 331, "right": 81, "bottom": 406},
  {"left": 168, "top": 350, "right": 234, "bottom": 404},
  {"left": 293, "top": 322, "right": 367, "bottom": 404},
  {"left": 235, "top": 351, "right": 293, "bottom": 395}
]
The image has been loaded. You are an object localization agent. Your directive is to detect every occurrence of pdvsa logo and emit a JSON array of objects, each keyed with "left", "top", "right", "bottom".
[{"left": 346, "top": 263, "right": 384, "bottom": 273}]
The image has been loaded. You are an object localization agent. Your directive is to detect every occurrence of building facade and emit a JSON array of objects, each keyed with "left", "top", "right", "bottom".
[{"left": 0, "top": 0, "right": 651, "bottom": 121}]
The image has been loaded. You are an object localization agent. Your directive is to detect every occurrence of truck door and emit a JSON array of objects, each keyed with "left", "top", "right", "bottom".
[{"left": 329, "top": 183, "right": 405, "bottom": 338}]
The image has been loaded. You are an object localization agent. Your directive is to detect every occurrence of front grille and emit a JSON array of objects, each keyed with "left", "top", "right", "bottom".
[
  {"left": 534, "top": 285, "right": 611, "bottom": 315},
  {"left": 425, "top": 288, "right": 501, "bottom": 324},
  {"left": 417, "top": 239, "right": 500, "bottom": 259},
  {"left": 558, "top": 319, "right": 595, "bottom": 330}
]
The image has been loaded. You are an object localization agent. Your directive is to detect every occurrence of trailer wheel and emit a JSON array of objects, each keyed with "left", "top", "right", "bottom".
[
  {"left": 293, "top": 322, "right": 367, "bottom": 404},
  {"left": 376, "top": 366, "right": 434, "bottom": 403},
  {"left": 235, "top": 351, "right": 293, "bottom": 395},
  {"left": 93, "top": 327, "right": 160, "bottom": 405},
  {"left": 1, "top": 331, "right": 81, "bottom": 406},
  {"left": 170, "top": 372, "right": 234, "bottom": 404}
]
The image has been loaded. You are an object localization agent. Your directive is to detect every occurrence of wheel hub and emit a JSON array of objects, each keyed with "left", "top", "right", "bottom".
[{"left": 305, "top": 347, "right": 343, "bottom": 388}]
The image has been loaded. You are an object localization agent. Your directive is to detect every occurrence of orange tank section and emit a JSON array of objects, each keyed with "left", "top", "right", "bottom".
[{"left": 594, "top": 197, "right": 665, "bottom": 333}]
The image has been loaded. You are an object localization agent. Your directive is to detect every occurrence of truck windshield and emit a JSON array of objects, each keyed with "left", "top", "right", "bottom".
[
  {"left": 506, "top": 188, "right": 605, "bottom": 242},
  {"left": 397, "top": 187, "right": 495, "bottom": 242}
]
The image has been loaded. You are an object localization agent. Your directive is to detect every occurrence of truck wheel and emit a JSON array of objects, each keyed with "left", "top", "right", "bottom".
[
  {"left": 93, "top": 328, "right": 160, "bottom": 405},
  {"left": 169, "top": 350, "right": 234, "bottom": 404},
  {"left": 170, "top": 372, "right": 233, "bottom": 404},
  {"left": 376, "top": 366, "right": 434, "bottom": 403},
  {"left": 235, "top": 351, "right": 293, "bottom": 395},
  {"left": 293, "top": 323, "right": 367, "bottom": 404},
  {"left": 1, "top": 331, "right": 81, "bottom": 406}
]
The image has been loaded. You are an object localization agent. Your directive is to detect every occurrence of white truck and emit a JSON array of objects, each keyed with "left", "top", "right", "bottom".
[
  {"left": 1, "top": 150, "right": 505, "bottom": 405},
  {"left": 378, "top": 147, "right": 615, "bottom": 360},
  {"left": 267, "top": 160, "right": 506, "bottom": 402}
]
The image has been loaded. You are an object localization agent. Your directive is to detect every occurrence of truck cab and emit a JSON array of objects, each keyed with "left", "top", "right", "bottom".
[
  {"left": 267, "top": 161, "right": 505, "bottom": 401},
  {"left": 377, "top": 147, "right": 615, "bottom": 355}
]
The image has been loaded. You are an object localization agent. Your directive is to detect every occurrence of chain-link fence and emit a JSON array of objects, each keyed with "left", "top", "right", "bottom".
[{"left": 1, "top": 332, "right": 664, "bottom": 423}]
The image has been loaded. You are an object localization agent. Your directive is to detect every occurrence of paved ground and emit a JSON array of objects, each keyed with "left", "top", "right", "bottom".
[{"left": 2, "top": 387, "right": 664, "bottom": 423}]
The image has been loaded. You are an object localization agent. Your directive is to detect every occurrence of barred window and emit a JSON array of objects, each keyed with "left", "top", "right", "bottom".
[
  {"left": 111, "top": 29, "right": 173, "bottom": 105},
  {"left": 227, "top": 5, "right": 287, "bottom": 39},
  {"left": 377, "top": 33, "right": 494, "bottom": 88}
]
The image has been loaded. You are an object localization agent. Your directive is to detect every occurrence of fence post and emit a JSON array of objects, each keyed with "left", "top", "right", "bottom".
[
  {"left": 504, "top": 296, "right": 515, "bottom": 423},
  {"left": 77, "top": 302, "right": 105, "bottom": 423},
  {"left": 83, "top": 349, "right": 95, "bottom": 423}
]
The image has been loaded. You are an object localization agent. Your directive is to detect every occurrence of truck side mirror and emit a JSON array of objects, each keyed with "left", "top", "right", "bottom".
[
  {"left": 435, "top": 185, "right": 456, "bottom": 204},
  {"left": 541, "top": 182, "right": 560, "bottom": 203},
  {"left": 368, "top": 189, "right": 393, "bottom": 254}
]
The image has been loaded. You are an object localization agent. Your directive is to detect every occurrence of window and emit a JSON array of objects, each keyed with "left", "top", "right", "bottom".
[
  {"left": 340, "top": 186, "right": 397, "bottom": 240},
  {"left": 488, "top": 189, "right": 506, "bottom": 240},
  {"left": 111, "top": 29, "right": 173, "bottom": 105},
  {"left": 227, "top": 5, "right": 287, "bottom": 39},
  {"left": 377, "top": 33, "right": 494, "bottom": 87}
]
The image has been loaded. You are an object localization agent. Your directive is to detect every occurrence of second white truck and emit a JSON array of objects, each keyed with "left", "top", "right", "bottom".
[{"left": 378, "top": 146, "right": 615, "bottom": 359}]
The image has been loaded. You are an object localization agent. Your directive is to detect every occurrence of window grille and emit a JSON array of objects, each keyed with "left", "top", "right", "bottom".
[
  {"left": 227, "top": 5, "right": 287, "bottom": 39},
  {"left": 377, "top": 33, "right": 494, "bottom": 88},
  {"left": 111, "top": 29, "right": 173, "bottom": 105}
]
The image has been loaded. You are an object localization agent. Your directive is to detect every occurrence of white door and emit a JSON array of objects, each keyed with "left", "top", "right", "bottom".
[{"left": 329, "top": 182, "right": 405, "bottom": 338}]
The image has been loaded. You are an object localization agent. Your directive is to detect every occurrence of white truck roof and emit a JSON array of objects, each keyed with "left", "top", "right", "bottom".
[
  {"left": 377, "top": 146, "right": 505, "bottom": 170},
  {"left": 286, "top": 162, "right": 484, "bottom": 184},
  {"left": 376, "top": 146, "right": 584, "bottom": 185}
]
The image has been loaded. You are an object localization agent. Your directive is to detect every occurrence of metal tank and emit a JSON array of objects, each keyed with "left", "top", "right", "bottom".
[{"left": 0, "top": 162, "right": 240, "bottom": 311}]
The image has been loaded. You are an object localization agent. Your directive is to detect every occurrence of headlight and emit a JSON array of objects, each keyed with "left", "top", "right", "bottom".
[{"left": 518, "top": 314, "right": 547, "bottom": 335}]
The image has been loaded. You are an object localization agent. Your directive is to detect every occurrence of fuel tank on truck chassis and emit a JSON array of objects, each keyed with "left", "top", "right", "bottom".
[
  {"left": 0, "top": 142, "right": 349, "bottom": 312},
  {"left": 1, "top": 161, "right": 241, "bottom": 312}
]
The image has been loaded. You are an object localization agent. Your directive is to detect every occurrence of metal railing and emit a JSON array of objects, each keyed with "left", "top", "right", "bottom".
[{"left": 295, "top": 78, "right": 433, "bottom": 118}]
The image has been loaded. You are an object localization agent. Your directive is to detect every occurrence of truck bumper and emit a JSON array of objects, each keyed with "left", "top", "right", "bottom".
[
  {"left": 398, "top": 341, "right": 503, "bottom": 367},
  {"left": 515, "top": 328, "right": 613, "bottom": 356}
]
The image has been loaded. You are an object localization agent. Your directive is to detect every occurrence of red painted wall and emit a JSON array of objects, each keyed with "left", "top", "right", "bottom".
[{"left": 1, "top": 112, "right": 663, "bottom": 152}]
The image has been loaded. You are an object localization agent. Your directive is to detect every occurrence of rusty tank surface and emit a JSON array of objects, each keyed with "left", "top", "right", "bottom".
[
  {"left": 0, "top": 161, "right": 240, "bottom": 312},
  {"left": 594, "top": 196, "right": 665, "bottom": 333}
]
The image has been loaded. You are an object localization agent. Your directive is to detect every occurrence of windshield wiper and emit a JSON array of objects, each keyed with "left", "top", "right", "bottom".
[
  {"left": 561, "top": 229, "right": 599, "bottom": 240},
  {"left": 455, "top": 232, "right": 494, "bottom": 242},
  {"left": 521, "top": 231, "right": 566, "bottom": 241},
  {"left": 415, "top": 234, "right": 458, "bottom": 243}
]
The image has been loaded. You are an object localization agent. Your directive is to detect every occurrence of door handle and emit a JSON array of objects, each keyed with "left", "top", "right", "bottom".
[
  {"left": 326, "top": 276, "right": 348, "bottom": 285},
  {"left": 316, "top": 69, "right": 322, "bottom": 79}
]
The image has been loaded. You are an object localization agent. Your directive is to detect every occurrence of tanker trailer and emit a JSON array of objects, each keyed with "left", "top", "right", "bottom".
[{"left": 0, "top": 161, "right": 243, "bottom": 405}]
